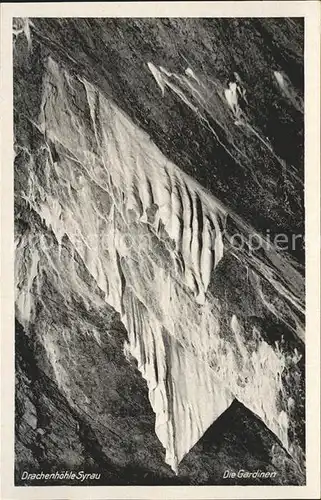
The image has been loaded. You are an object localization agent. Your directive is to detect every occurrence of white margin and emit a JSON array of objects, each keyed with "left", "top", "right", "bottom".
[{"left": 1, "top": 2, "right": 320, "bottom": 499}]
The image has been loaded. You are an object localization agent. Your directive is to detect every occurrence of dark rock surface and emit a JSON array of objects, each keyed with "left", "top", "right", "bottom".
[
  {"left": 15, "top": 315, "right": 304, "bottom": 486},
  {"left": 28, "top": 18, "right": 304, "bottom": 262},
  {"left": 14, "top": 18, "right": 305, "bottom": 486}
]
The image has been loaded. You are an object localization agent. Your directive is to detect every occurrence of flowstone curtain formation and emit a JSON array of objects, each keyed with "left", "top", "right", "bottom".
[{"left": 14, "top": 18, "right": 305, "bottom": 485}]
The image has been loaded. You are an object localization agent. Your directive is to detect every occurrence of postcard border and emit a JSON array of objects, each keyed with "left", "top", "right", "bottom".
[{"left": 1, "top": 2, "right": 320, "bottom": 499}]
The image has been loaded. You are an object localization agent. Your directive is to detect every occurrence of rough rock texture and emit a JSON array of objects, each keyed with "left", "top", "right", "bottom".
[{"left": 14, "top": 18, "right": 305, "bottom": 485}]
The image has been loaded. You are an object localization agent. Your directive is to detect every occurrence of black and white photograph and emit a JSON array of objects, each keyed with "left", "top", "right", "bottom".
[{"left": 1, "top": 2, "right": 320, "bottom": 499}]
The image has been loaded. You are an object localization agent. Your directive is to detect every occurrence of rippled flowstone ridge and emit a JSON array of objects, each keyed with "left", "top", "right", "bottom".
[{"left": 14, "top": 18, "right": 305, "bottom": 485}]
